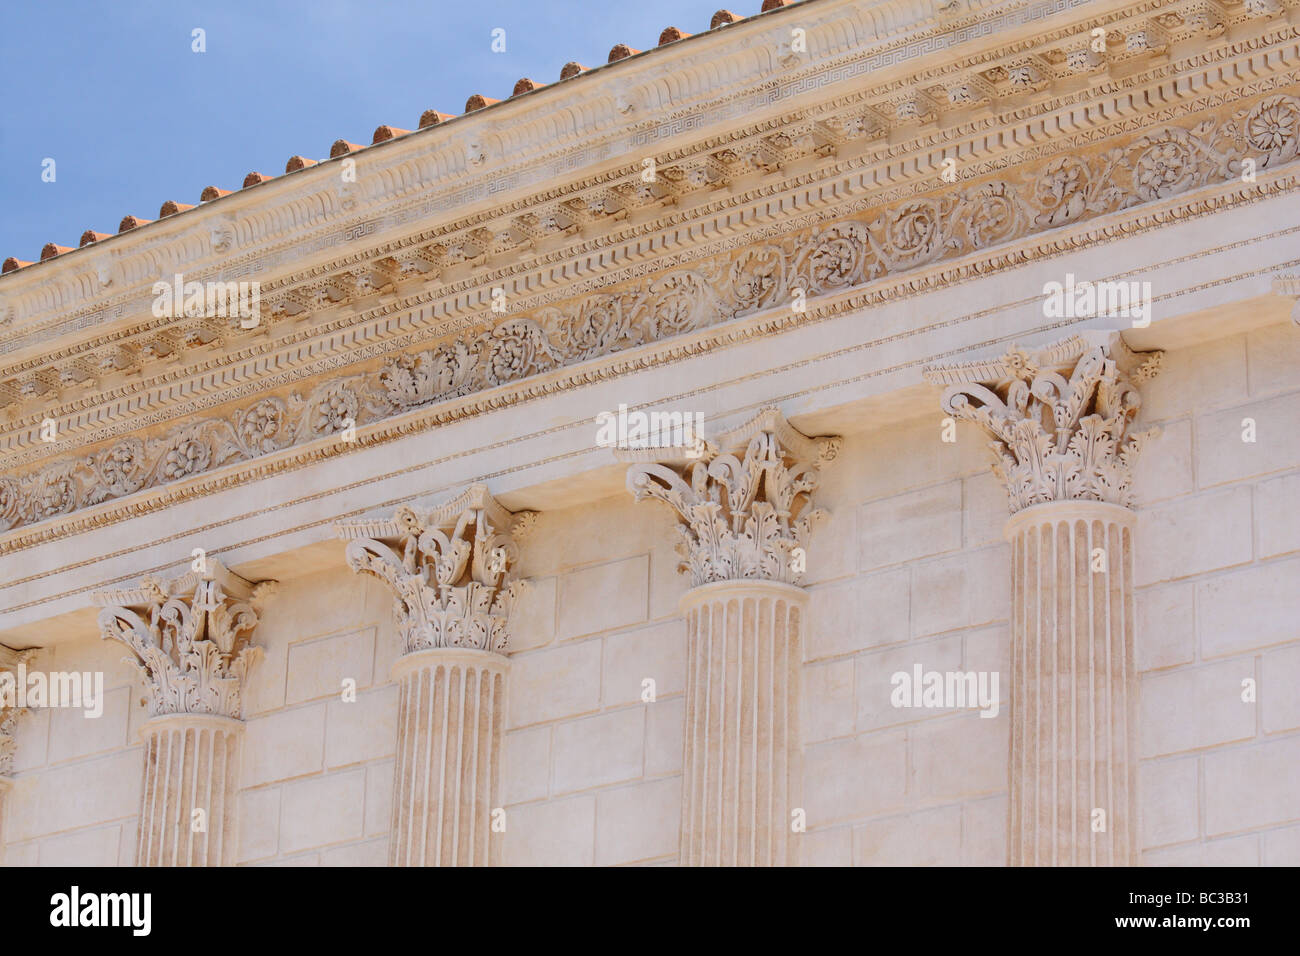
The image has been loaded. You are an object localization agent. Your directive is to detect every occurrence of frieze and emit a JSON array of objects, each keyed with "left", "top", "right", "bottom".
[
  {"left": 6, "top": 60, "right": 1297, "bottom": 441},
  {"left": 1, "top": 88, "right": 1297, "bottom": 538}
]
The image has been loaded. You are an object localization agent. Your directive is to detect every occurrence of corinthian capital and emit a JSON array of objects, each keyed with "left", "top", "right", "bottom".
[
  {"left": 0, "top": 645, "right": 35, "bottom": 775},
  {"left": 924, "top": 334, "right": 1162, "bottom": 513},
  {"left": 335, "top": 484, "right": 536, "bottom": 657},
  {"left": 624, "top": 407, "right": 840, "bottom": 587},
  {"left": 93, "top": 561, "right": 275, "bottom": 719}
]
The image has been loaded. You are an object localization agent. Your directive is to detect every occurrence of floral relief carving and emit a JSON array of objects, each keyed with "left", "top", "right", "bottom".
[
  {"left": 236, "top": 398, "right": 290, "bottom": 454},
  {"left": 93, "top": 561, "right": 276, "bottom": 719},
  {"left": 1238, "top": 94, "right": 1300, "bottom": 169},
  {"left": 378, "top": 343, "right": 477, "bottom": 409},
  {"left": 925, "top": 336, "right": 1163, "bottom": 513},
  {"left": 625, "top": 408, "right": 840, "bottom": 587},
  {"left": 336, "top": 484, "right": 536, "bottom": 657},
  {"left": 3, "top": 91, "right": 1298, "bottom": 536}
]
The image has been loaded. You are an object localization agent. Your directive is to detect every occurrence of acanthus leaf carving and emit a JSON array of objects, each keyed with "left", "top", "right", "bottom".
[
  {"left": 335, "top": 484, "right": 536, "bottom": 657},
  {"left": 925, "top": 335, "right": 1163, "bottom": 513},
  {"left": 625, "top": 407, "right": 839, "bottom": 588},
  {"left": 93, "top": 560, "right": 275, "bottom": 719}
]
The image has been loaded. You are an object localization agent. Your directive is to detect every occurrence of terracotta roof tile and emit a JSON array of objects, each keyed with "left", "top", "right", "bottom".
[
  {"left": 711, "top": 10, "right": 741, "bottom": 27},
  {"left": 118, "top": 215, "right": 150, "bottom": 233},
  {"left": 159, "top": 200, "right": 194, "bottom": 217},
  {"left": 559, "top": 61, "right": 586, "bottom": 80},
  {"left": 330, "top": 140, "right": 362, "bottom": 158},
  {"left": 464, "top": 95, "right": 500, "bottom": 112},
  {"left": 2, "top": 257, "right": 31, "bottom": 274},
  {"left": 512, "top": 78, "right": 544, "bottom": 95},
  {"left": 419, "top": 109, "right": 453, "bottom": 128},
  {"left": 372, "top": 125, "right": 410, "bottom": 143},
  {"left": 79, "top": 230, "right": 110, "bottom": 247},
  {"left": 242, "top": 172, "right": 271, "bottom": 188},
  {"left": 608, "top": 44, "right": 640, "bottom": 62},
  {"left": 40, "top": 243, "right": 72, "bottom": 261},
  {"left": 200, "top": 186, "right": 232, "bottom": 202},
  {"left": 285, "top": 155, "right": 317, "bottom": 172},
  {"left": 659, "top": 27, "right": 692, "bottom": 45}
]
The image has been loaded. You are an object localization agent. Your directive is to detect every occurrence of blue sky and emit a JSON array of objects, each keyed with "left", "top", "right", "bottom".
[{"left": 0, "top": 0, "right": 744, "bottom": 261}]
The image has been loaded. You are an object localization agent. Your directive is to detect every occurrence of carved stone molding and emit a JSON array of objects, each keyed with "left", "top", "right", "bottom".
[
  {"left": 6, "top": 0, "right": 1287, "bottom": 353},
  {"left": 624, "top": 407, "right": 839, "bottom": 588},
  {"left": 336, "top": 483, "right": 536, "bottom": 657},
  {"left": 0, "top": 644, "right": 35, "bottom": 776},
  {"left": 1, "top": 86, "right": 1297, "bottom": 544},
  {"left": 925, "top": 335, "right": 1163, "bottom": 513},
  {"left": 93, "top": 560, "right": 276, "bottom": 719}
]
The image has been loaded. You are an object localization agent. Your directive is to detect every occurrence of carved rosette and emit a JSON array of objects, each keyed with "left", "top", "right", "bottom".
[
  {"left": 926, "top": 335, "right": 1162, "bottom": 513},
  {"left": 0, "top": 645, "right": 35, "bottom": 776},
  {"left": 336, "top": 484, "right": 536, "bottom": 658},
  {"left": 624, "top": 408, "right": 840, "bottom": 587},
  {"left": 94, "top": 561, "right": 275, "bottom": 719}
]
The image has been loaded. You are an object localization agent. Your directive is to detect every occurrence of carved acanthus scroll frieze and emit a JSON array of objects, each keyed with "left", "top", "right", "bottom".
[
  {"left": 336, "top": 484, "right": 536, "bottom": 657},
  {"left": 0, "top": 645, "right": 35, "bottom": 775},
  {"left": 625, "top": 408, "right": 839, "bottom": 588},
  {"left": 3, "top": 91, "right": 1298, "bottom": 538},
  {"left": 93, "top": 561, "right": 276, "bottom": 719},
  {"left": 925, "top": 335, "right": 1163, "bottom": 514}
]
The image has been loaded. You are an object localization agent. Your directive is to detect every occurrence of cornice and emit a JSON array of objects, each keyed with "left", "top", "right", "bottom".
[
  {"left": 4, "top": 31, "right": 1298, "bottom": 462},
  {"left": 1, "top": 0, "right": 1289, "bottom": 369}
]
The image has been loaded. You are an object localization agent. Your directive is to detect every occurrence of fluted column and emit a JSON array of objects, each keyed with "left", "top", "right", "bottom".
[
  {"left": 389, "top": 649, "right": 506, "bottom": 866},
  {"left": 625, "top": 407, "right": 839, "bottom": 866},
  {"left": 94, "top": 560, "right": 275, "bottom": 867},
  {"left": 337, "top": 484, "right": 534, "bottom": 867},
  {"left": 134, "top": 714, "right": 243, "bottom": 866},
  {"left": 0, "top": 645, "right": 33, "bottom": 865},
  {"left": 925, "top": 334, "right": 1161, "bottom": 866}
]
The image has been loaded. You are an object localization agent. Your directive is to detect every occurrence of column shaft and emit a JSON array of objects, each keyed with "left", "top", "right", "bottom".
[
  {"left": 390, "top": 648, "right": 507, "bottom": 867},
  {"left": 0, "top": 777, "right": 11, "bottom": 865},
  {"left": 680, "top": 581, "right": 804, "bottom": 867},
  {"left": 136, "top": 715, "right": 243, "bottom": 867},
  {"left": 1007, "top": 502, "right": 1137, "bottom": 866}
]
